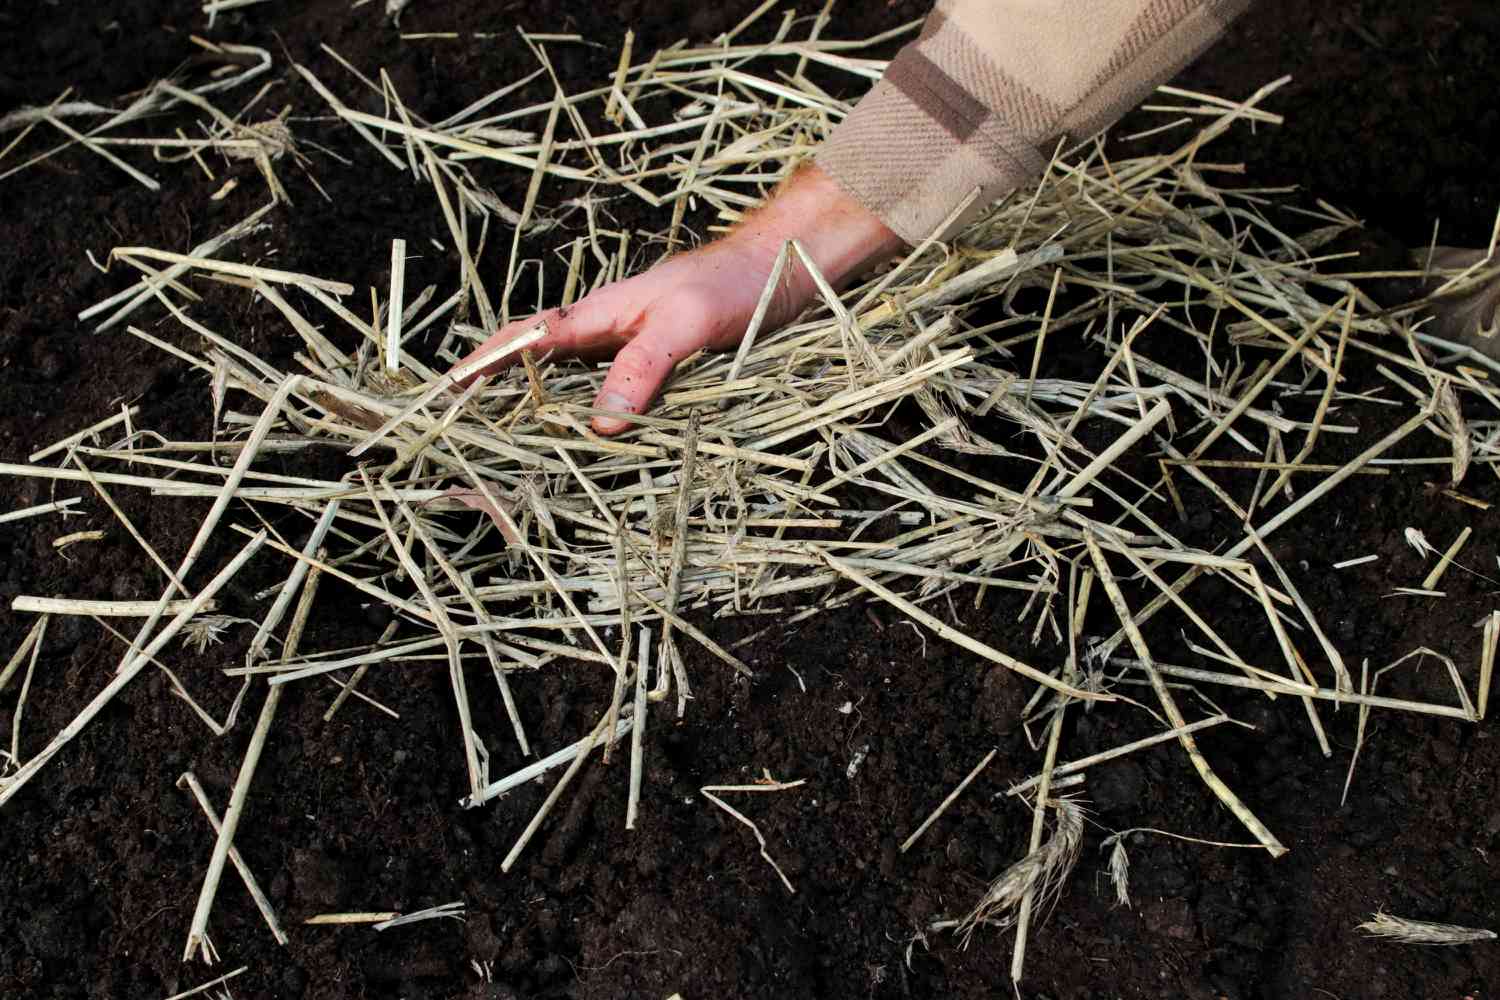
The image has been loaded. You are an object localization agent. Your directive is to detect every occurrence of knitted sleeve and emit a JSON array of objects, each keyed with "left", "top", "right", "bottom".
[{"left": 816, "top": 0, "right": 1251, "bottom": 244}]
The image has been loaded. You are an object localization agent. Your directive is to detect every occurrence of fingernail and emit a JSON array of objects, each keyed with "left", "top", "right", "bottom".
[{"left": 593, "top": 391, "right": 634, "bottom": 435}]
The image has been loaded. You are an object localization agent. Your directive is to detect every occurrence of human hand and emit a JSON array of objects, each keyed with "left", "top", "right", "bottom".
[
  {"left": 453, "top": 163, "right": 905, "bottom": 435},
  {"left": 455, "top": 239, "right": 793, "bottom": 435}
]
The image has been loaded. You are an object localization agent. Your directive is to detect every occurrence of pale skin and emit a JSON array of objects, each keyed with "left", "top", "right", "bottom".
[
  {"left": 454, "top": 162, "right": 906, "bottom": 434},
  {"left": 453, "top": 158, "right": 1500, "bottom": 425}
]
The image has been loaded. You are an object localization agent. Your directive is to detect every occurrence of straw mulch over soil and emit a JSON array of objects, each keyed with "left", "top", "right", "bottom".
[{"left": 2, "top": 2, "right": 1500, "bottom": 998}]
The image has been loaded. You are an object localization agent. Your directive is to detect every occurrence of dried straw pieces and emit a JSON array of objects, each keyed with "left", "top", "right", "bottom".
[
  {"left": 3, "top": 7, "right": 1499, "bottom": 982},
  {"left": 1356, "top": 912, "right": 1497, "bottom": 946}
]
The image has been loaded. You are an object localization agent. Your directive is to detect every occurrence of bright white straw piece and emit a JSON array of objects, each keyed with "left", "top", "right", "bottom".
[
  {"left": 626, "top": 626, "right": 651, "bottom": 830},
  {"left": 701, "top": 775, "right": 807, "bottom": 894},
  {"left": 1480, "top": 611, "right": 1498, "bottom": 722},
  {"left": 901, "top": 747, "right": 997, "bottom": 853},
  {"left": 176, "top": 772, "right": 288, "bottom": 946},
  {"left": 45, "top": 114, "right": 159, "bottom": 190},
  {"left": 463, "top": 717, "right": 632, "bottom": 809},
  {"left": 1422, "top": 526, "right": 1472, "bottom": 591},
  {"left": 304, "top": 912, "right": 399, "bottom": 925},
  {"left": 155, "top": 966, "right": 249, "bottom": 1000},
  {"left": 81, "top": 202, "right": 276, "bottom": 330},
  {"left": 1357, "top": 911, "right": 1497, "bottom": 946},
  {"left": 386, "top": 238, "right": 407, "bottom": 374},
  {"left": 0, "top": 498, "right": 82, "bottom": 525},
  {"left": 29, "top": 406, "right": 139, "bottom": 462},
  {"left": 183, "top": 684, "right": 284, "bottom": 963},
  {"left": 374, "top": 901, "right": 466, "bottom": 931},
  {"left": 11, "top": 596, "right": 214, "bottom": 617},
  {"left": 0, "top": 616, "right": 49, "bottom": 695},
  {"left": 110, "top": 246, "right": 354, "bottom": 296}
]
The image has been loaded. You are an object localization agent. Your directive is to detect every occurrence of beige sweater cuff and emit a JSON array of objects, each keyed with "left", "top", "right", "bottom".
[{"left": 817, "top": 0, "right": 1250, "bottom": 246}]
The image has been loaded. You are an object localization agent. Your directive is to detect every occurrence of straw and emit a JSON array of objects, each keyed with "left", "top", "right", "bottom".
[
  {"left": 0, "top": 530, "right": 266, "bottom": 807},
  {"left": 4, "top": 27, "right": 1494, "bottom": 967},
  {"left": 1357, "top": 912, "right": 1496, "bottom": 946},
  {"left": 701, "top": 773, "right": 806, "bottom": 894},
  {"left": 176, "top": 772, "right": 289, "bottom": 947}
]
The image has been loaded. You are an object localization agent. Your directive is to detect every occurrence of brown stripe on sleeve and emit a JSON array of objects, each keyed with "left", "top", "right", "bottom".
[
  {"left": 815, "top": 73, "right": 1040, "bottom": 244},
  {"left": 817, "top": 0, "right": 1249, "bottom": 245},
  {"left": 918, "top": 7, "right": 946, "bottom": 41},
  {"left": 884, "top": 48, "right": 988, "bottom": 143},
  {"left": 916, "top": 14, "right": 1064, "bottom": 147}
]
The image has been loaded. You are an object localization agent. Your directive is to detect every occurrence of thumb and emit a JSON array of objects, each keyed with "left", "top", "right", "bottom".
[{"left": 591, "top": 323, "right": 706, "bottom": 435}]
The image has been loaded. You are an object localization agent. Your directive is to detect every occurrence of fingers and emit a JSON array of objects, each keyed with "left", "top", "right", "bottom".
[
  {"left": 452, "top": 291, "right": 631, "bottom": 385},
  {"left": 591, "top": 321, "right": 710, "bottom": 435},
  {"left": 444, "top": 260, "right": 751, "bottom": 435},
  {"left": 453, "top": 310, "right": 566, "bottom": 385}
]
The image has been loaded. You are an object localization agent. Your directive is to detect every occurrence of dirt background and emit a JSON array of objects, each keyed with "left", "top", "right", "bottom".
[{"left": 3, "top": 2, "right": 1500, "bottom": 998}]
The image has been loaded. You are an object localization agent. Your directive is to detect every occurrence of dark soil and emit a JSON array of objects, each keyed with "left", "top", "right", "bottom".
[{"left": 3, "top": 2, "right": 1500, "bottom": 998}]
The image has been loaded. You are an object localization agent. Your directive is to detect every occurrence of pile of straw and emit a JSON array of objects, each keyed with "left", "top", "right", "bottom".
[{"left": 3, "top": 6, "right": 1498, "bottom": 981}]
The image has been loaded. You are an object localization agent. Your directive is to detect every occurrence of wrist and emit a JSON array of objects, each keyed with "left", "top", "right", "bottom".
[{"left": 717, "top": 162, "right": 905, "bottom": 326}]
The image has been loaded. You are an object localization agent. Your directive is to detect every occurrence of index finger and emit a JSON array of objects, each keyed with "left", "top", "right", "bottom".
[
  {"left": 451, "top": 279, "right": 651, "bottom": 384},
  {"left": 451, "top": 318, "right": 551, "bottom": 384},
  {"left": 452, "top": 313, "right": 558, "bottom": 386}
]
